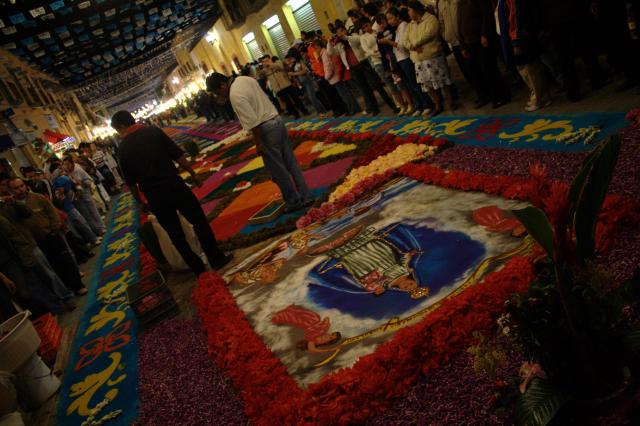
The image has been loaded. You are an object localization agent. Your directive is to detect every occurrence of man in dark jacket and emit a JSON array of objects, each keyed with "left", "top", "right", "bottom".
[
  {"left": 496, "top": 0, "right": 552, "bottom": 111},
  {"left": 111, "top": 110, "right": 232, "bottom": 276},
  {"left": 540, "top": 0, "right": 607, "bottom": 101},
  {"left": 458, "top": 0, "right": 510, "bottom": 108}
]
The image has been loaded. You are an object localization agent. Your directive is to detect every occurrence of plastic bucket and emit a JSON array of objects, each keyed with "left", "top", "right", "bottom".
[
  {"left": 0, "top": 411, "right": 25, "bottom": 426},
  {"left": 13, "top": 354, "right": 60, "bottom": 411},
  {"left": 0, "top": 313, "right": 40, "bottom": 373}
]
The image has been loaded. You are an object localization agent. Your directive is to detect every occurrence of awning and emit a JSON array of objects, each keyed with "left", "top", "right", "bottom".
[{"left": 43, "top": 129, "right": 71, "bottom": 144}]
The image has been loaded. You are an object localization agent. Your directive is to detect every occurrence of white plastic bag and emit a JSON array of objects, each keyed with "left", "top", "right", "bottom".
[{"left": 148, "top": 213, "right": 207, "bottom": 271}]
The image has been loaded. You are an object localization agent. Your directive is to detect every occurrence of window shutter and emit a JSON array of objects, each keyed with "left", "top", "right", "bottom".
[
  {"left": 293, "top": 2, "right": 320, "bottom": 33},
  {"left": 267, "top": 23, "right": 290, "bottom": 58},
  {"left": 246, "top": 39, "right": 263, "bottom": 61}
]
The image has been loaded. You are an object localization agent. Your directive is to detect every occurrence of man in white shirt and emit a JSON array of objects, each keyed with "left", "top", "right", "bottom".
[{"left": 206, "top": 73, "right": 313, "bottom": 213}]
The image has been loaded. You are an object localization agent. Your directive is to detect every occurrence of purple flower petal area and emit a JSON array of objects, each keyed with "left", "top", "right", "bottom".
[
  {"left": 428, "top": 125, "right": 640, "bottom": 199},
  {"left": 428, "top": 124, "right": 640, "bottom": 283},
  {"left": 597, "top": 223, "right": 640, "bottom": 285},
  {"left": 371, "top": 349, "right": 521, "bottom": 426},
  {"left": 137, "top": 318, "right": 247, "bottom": 425}
]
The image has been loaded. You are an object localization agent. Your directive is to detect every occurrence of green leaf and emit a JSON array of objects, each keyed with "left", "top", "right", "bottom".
[
  {"left": 574, "top": 135, "right": 621, "bottom": 259},
  {"left": 513, "top": 207, "right": 555, "bottom": 259},
  {"left": 516, "top": 378, "right": 569, "bottom": 426},
  {"left": 568, "top": 143, "right": 600, "bottom": 209}
]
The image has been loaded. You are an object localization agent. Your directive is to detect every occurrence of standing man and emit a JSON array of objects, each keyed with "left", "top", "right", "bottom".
[
  {"left": 206, "top": 73, "right": 314, "bottom": 213},
  {"left": 2, "top": 177, "right": 88, "bottom": 296},
  {"left": 110, "top": 111, "right": 232, "bottom": 276},
  {"left": 257, "top": 55, "right": 309, "bottom": 119}
]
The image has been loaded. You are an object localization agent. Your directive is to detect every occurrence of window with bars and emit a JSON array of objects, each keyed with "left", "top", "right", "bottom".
[
  {"left": 292, "top": 2, "right": 320, "bottom": 33},
  {"left": 267, "top": 23, "right": 290, "bottom": 59}
]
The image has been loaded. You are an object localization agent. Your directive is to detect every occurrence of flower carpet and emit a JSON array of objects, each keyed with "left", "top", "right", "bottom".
[
  {"left": 56, "top": 193, "right": 144, "bottom": 426},
  {"left": 288, "top": 112, "right": 627, "bottom": 152},
  {"left": 128, "top": 111, "right": 640, "bottom": 425}
]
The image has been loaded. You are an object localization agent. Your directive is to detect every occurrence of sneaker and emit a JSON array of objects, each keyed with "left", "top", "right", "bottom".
[
  {"left": 421, "top": 109, "right": 432, "bottom": 117},
  {"left": 211, "top": 253, "right": 234, "bottom": 271},
  {"left": 411, "top": 109, "right": 423, "bottom": 117},
  {"left": 76, "top": 287, "right": 88, "bottom": 296},
  {"left": 404, "top": 106, "right": 415, "bottom": 115},
  {"left": 397, "top": 107, "right": 406, "bottom": 116},
  {"left": 524, "top": 103, "right": 540, "bottom": 112}
]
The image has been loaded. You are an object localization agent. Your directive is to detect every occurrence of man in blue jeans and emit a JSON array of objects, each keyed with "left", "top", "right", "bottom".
[{"left": 206, "top": 73, "right": 314, "bottom": 213}]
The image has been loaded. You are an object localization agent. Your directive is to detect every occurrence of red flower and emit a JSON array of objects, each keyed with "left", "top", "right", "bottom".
[{"left": 193, "top": 251, "right": 536, "bottom": 425}]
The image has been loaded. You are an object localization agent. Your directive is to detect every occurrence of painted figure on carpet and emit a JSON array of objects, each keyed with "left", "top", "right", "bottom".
[
  {"left": 271, "top": 305, "right": 342, "bottom": 352},
  {"left": 232, "top": 241, "right": 289, "bottom": 285},
  {"left": 307, "top": 224, "right": 429, "bottom": 299},
  {"left": 473, "top": 206, "right": 526, "bottom": 237}
]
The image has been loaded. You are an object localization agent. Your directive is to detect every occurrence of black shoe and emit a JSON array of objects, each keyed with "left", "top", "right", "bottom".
[
  {"left": 474, "top": 99, "right": 489, "bottom": 109},
  {"left": 566, "top": 92, "right": 582, "bottom": 102},
  {"left": 616, "top": 79, "right": 638, "bottom": 92},
  {"left": 211, "top": 254, "right": 234, "bottom": 271},
  {"left": 429, "top": 108, "right": 443, "bottom": 117},
  {"left": 284, "top": 203, "right": 305, "bottom": 214},
  {"left": 492, "top": 99, "right": 508, "bottom": 109}
]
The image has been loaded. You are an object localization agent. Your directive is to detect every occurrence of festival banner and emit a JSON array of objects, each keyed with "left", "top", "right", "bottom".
[
  {"left": 288, "top": 112, "right": 627, "bottom": 152},
  {"left": 56, "top": 193, "right": 140, "bottom": 425}
]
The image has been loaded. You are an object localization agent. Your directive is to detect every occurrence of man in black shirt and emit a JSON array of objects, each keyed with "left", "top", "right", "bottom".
[{"left": 111, "top": 110, "right": 231, "bottom": 275}]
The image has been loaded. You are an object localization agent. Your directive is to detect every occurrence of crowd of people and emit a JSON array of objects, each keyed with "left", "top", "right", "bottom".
[
  {"left": 0, "top": 142, "right": 123, "bottom": 322},
  {"left": 210, "top": 0, "right": 639, "bottom": 119}
]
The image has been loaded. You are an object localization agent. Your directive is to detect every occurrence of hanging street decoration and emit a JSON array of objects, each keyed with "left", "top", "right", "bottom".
[{"left": 0, "top": 0, "right": 221, "bottom": 109}]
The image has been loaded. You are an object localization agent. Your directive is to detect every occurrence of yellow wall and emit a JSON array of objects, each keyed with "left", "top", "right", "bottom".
[
  {"left": 0, "top": 49, "right": 95, "bottom": 149},
  {"left": 188, "top": 0, "right": 357, "bottom": 76}
]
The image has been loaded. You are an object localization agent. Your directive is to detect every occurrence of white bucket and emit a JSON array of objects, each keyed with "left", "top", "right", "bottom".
[
  {"left": 0, "top": 312, "right": 41, "bottom": 374},
  {"left": 0, "top": 372, "right": 18, "bottom": 417},
  {"left": 13, "top": 354, "right": 60, "bottom": 411},
  {"left": 0, "top": 411, "right": 24, "bottom": 426}
]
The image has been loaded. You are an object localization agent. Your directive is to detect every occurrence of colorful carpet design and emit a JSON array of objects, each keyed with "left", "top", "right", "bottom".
[
  {"left": 223, "top": 177, "right": 533, "bottom": 385},
  {"left": 288, "top": 113, "right": 627, "bottom": 152},
  {"left": 168, "top": 125, "right": 363, "bottom": 244},
  {"left": 211, "top": 157, "right": 355, "bottom": 241},
  {"left": 56, "top": 193, "right": 140, "bottom": 426},
  {"left": 143, "top": 113, "right": 640, "bottom": 425}
]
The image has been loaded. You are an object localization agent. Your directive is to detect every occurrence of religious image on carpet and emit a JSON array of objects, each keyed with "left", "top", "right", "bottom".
[{"left": 225, "top": 177, "right": 533, "bottom": 385}]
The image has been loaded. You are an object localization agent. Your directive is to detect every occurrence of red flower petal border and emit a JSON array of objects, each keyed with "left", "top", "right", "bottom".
[{"left": 193, "top": 256, "right": 535, "bottom": 425}]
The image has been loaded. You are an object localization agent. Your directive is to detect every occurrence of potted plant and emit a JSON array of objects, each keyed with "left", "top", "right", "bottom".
[{"left": 504, "top": 134, "right": 640, "bottom": 425}]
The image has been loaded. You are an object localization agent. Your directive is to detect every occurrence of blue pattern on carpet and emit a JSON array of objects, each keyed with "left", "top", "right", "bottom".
[{"left": 288, "top": 113, "right": 627, "bottom": 152}]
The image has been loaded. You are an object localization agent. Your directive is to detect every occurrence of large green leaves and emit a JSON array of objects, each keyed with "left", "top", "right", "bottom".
[
  {"left": 516, "top": 378, "right": 569, "bottom": 426},
  {"left": 573, "top": 135, "right": 621, "bottom": 260},
  {"left": 513, "top": 207, "right": 555, "bottom": 259}
]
